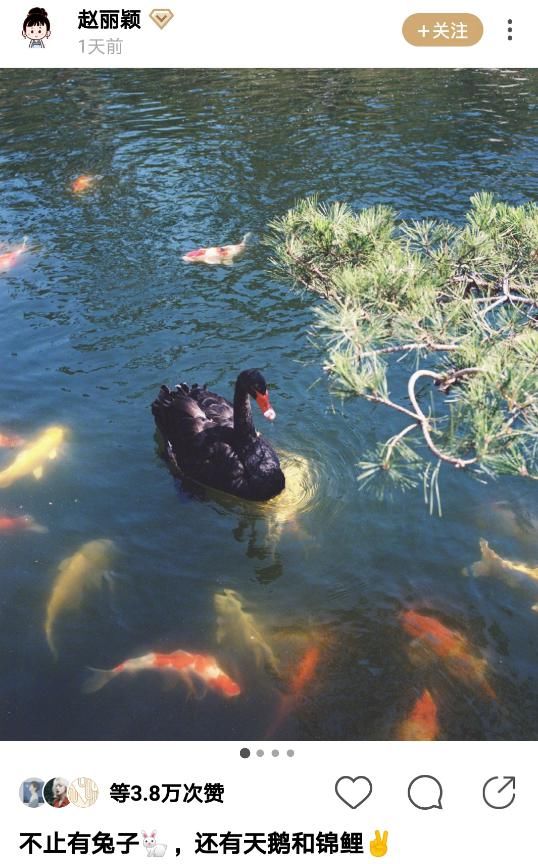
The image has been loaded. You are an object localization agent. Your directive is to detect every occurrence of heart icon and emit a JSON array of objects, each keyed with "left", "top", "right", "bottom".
[{"left": 335, "top": 775, "right": 373, "bottom": 809}]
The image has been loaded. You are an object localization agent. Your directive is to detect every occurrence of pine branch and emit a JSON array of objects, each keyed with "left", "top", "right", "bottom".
[{"left": 267, "top": 193, "right": 538, "bottom": 511}]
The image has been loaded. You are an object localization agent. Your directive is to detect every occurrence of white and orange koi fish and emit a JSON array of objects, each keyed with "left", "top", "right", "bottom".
[
  {"left": 83, "top": 650, "right": 241, "bottom": 698},
  {"left": 182, "top": 233, "right": 251, "bottom": 265},
  {"left": 0, "top": 432, "right": 26, "bottom": 448},
  {"left": 70, "top": 174, "right": 102, "bottom": 194},
  {"left": 0, "top": 239, "right": 27, "bottom": 272},
  {"left": 0, "top": 514, "right": 47, "bottom": 534}
]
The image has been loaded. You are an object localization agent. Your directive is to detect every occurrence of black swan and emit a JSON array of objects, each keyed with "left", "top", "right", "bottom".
[{"left": 151, "top": 369, "right": 286, "bottom": 501}]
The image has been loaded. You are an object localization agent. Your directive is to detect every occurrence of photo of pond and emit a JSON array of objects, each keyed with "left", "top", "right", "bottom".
[{"left": 0, "top": 68, "right": 536, "bottom": 740}]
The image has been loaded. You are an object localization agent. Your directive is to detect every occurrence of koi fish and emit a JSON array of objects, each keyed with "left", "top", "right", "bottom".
[
  {"left": 0, "top": 433, "right": 25, "bottom": 448},
  {"left": 396, "top": 689, "right": 439, "bottom": 741},
  {"left": 214, "top": 589, "right": 280, "bottom": 677},
  {"left": 82, "top": 649, "right": 241, "bottom": 698},
  {"left": 470, "top": 539, "right": 538, "bottom": 613},
  {"left": 182, "top": 233, "right": 251, "bottom": 265},
  {"left": 479, "top": 501, "right": 538, "bottom": 549},
  {"left": 471, "top": 538, "right": 538, "bottom": 586},
  {"left": 45, "top": 539, "right": 116, "bottom": 656},
  {"left": 266, "top": 645, "right": 320, "bottom": 738},
  {"left": 286, "top": 645, "right": 320, "bottom": 697},
  {"left": 0, "top": 425, "right": 66, "bottom": 488},
  {"left": 0, "top": 239, "right": 27, "bottom": 272},
  {"left": 70, "top": 174, "right": 101, "bottom": 194},
  {"left": 0, "top": 514, "right": 47, "bottom": 534},
  {"left": 401, "top": 610, "right": 495, "bottom": 700}
]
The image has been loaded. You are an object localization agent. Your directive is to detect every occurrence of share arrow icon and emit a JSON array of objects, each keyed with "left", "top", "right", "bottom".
[{"left": 482, "top": 776, "right": 516, "bottom": 809}]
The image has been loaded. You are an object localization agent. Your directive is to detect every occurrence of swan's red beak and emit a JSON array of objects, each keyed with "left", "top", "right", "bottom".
[{"left": 255, "top": 390, "right": 276, "bottom": 421}]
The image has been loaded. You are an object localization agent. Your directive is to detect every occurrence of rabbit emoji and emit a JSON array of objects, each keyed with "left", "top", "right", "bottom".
[{"left": 142, "top": 830, "right": 167, "bottom": 857}]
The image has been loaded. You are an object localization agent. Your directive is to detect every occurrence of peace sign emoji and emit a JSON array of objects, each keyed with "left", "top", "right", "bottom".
[{"left": 369, "top": 830, "right": 388, "bottom": 858}]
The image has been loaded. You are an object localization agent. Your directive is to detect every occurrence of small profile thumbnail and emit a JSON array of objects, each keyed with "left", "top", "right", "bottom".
[
  {"left": 44, "top": 777, "right": 71, "bottom": 808},
  {"left": 20, "top": 778, "right": 45, "bottom": 808}
]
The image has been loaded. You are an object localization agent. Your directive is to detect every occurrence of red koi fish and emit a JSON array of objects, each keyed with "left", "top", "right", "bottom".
[
  {"left": 82, "top": 650, "right": 241, "bottom": 698},
  {"left": 0, "top": 433, "right": 25, "bottom": 448},
  {"left": 182, "top": 233, "right": 251, "bottom": 265},
  {"left": 396, "top": 689, "right": 439, "bottom": 741},
  {"left": 401, "top": 610, "right": 495, "bottom": 700},
  {"left": 0, "top": 240, "right": 27, "bottom": 272},
  {"left": 266, "top": 645, "right": 321, "bottom": 738},
  {"left": 71, "top": 174, "right": 101, "bottom": 194},
  {"left": 0, "top": 514, "right": 47, "bottom": 534}
]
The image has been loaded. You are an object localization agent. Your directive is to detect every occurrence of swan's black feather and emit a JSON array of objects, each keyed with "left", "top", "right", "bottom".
[{"left": 151, "top": 372, "right": 285, "bottom": 501}]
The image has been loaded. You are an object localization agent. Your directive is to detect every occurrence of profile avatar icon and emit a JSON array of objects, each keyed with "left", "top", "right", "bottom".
[
  {"left": 44, "top": 777, "right": 70, "bottom": 808},
  {"left": 20, "top": 778, "right": 45, "bottom": 808},
  {"left": 22, "top": 7, "right": 51, "bottom": 48}
]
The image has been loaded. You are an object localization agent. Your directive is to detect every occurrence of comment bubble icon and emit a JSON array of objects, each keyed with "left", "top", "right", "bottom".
[{"left": 407, "top": 775, "right": 443, "bottom": 810}]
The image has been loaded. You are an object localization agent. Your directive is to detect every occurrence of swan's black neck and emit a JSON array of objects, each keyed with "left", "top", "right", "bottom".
[{"left": 233, "top": 379, "right": 256, "bottom": 440}]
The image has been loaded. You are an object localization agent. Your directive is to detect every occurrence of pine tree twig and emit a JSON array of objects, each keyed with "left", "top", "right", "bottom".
[
  {"left": 407, "top": 368, "right": 483, "bottom": 467},
  {"left": 383, "top": 423, "right": 419, "bottom": 467},
  {"left": 285, "top": 249, "right": 336, "bottom": 299},
  {"left": 359, "top": 340, "right": 459, "bottom": 358},
  {"left": 362, "top": 393, "right": 421, "bottom": 422},
  {"left": 436, "top": 366, "right": 485, "bottom": 393}
]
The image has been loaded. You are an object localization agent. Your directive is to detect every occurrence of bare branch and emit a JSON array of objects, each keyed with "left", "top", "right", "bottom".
[
  {"left": 408, "top": 369, "right": 482, "bottom": 467},
  {"left": 383, "top": 423, "right": 419, "bottom": 467}
]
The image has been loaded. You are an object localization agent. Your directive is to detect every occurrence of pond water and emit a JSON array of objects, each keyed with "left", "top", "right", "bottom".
[{"left": 0, "top": 69, "right": 537, "bottom": 740}]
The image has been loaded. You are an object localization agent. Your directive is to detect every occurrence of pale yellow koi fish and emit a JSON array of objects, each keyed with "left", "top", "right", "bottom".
[
  {"left": 0, "top": 426, "right": 66, "bottom": 488},
  {"left": 481, "top": 501, "right": 538, "bottom": 549},
  {"left": 470, "top": 538, "right": 538, "bottom": 614},
  {"left": 214, "top": 589, "right": 280, "bottom": 677},
  {"left": 45, "top": 539, "right": 116, "bottom": 656},
  {"left": 471, "top": 539, "right": 538, "bottom": 585}
]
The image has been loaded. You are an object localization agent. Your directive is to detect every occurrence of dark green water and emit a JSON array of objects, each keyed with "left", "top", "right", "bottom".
[{"left": 0, "top": 69, "right": 537, "bottom": 740}]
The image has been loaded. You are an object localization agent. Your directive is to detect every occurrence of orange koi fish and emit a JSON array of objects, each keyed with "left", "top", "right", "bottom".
[
  {"left": 83, "top": 650, "right": 241, "bottom": 698},
  {"left": 396, "top": 689, "right": 439, "bottom": 741},
  {"left": 71, "top": 174, "right": 101, "bottom": 194},
  {"left": 0, "top": 433, "right": 25, "bottom": 448},
  {"left": 0, "top": 240, "right": 27, "bottom": 272},
  {"left": 401, "top": 610, "right": 495, "bottom": 700},
  {"left": 266, "top": 645, "right": 320, "bottom": 738},
  {"left": 0, "top": 514, "right": 47, "bottom": 534},
  {"left": 182, "top": 233, "right": 251, "bottom": 265}
]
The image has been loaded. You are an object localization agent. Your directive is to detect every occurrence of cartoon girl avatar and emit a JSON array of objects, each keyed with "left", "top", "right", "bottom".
[{"left": 22, "top": 7, "right": 51, "bottom": 48}]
